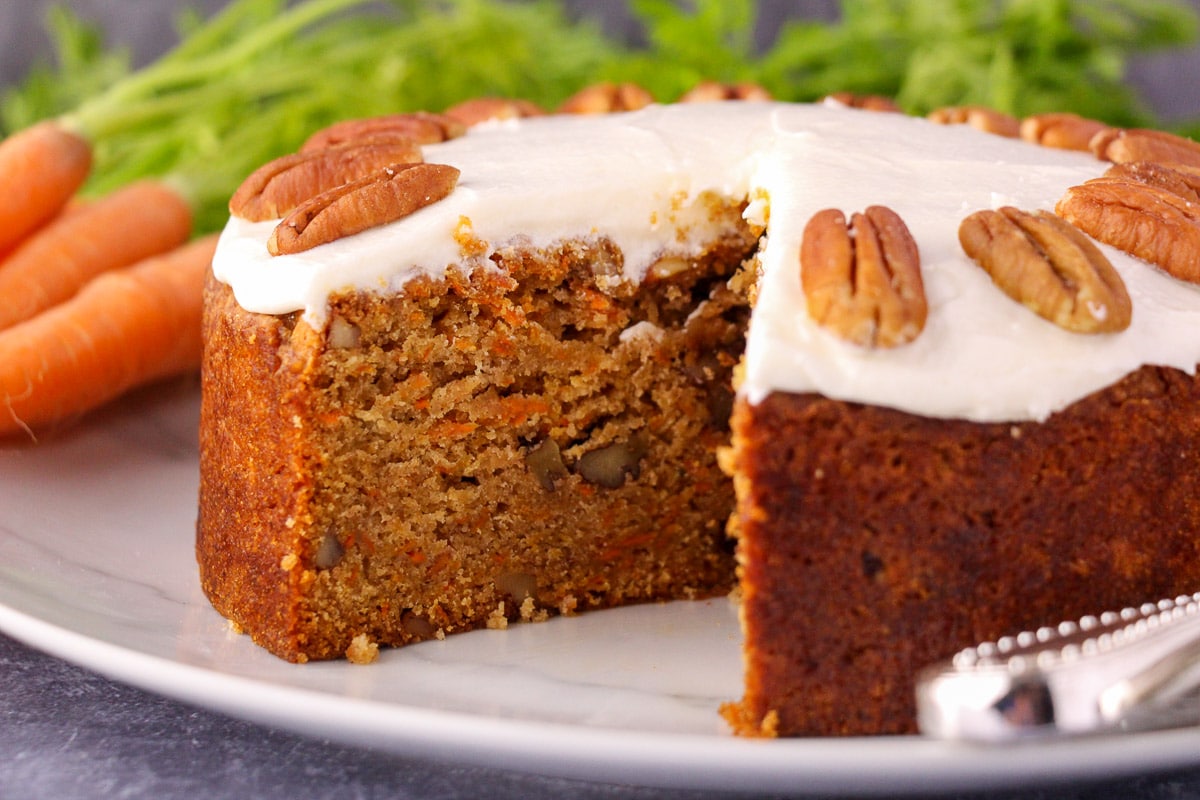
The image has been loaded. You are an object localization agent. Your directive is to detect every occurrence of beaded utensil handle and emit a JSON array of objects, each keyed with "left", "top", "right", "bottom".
[{"left": 916, "top": 592, "right": 1200, "bottom": 740}]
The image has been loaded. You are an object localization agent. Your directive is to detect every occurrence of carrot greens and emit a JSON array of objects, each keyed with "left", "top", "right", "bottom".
[
  {"left": 616, "top": 0, "right": 1199, "bottom": 123},
  {"left": 5, "top": 0, "right": 623, "bottom": 233}
]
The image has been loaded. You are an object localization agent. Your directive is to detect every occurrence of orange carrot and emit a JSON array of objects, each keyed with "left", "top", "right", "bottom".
[
  {"left": 0, "top": 179, "right": 192, "bottom": 332},
  {"left": 0, "top": 234, "right": 218, "bottom": 439},
  {"left": 0, "top": 121, "right": 93, "bottom": 253}
]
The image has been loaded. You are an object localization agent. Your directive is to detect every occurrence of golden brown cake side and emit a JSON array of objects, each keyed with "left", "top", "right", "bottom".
[
  {"left": 197, "top": 270, "right": 311, "bottom": 659},
  {"left": 198, "top": 226, "right": 755, "bottom": 662},
  {"left": 723, "top": 367, "right": 1200, "bottom": 737}
]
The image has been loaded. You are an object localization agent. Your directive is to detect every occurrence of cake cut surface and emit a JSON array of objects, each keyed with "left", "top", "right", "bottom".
[
  {"left": 200, "top": 222, "right": 755, "bottom": 661},
  {"left": 200, "top": 99, "right": 1200, "bottom": 735}
]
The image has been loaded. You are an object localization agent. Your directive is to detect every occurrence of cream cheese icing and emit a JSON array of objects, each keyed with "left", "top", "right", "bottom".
[{"left": 211, "top": 101, "right": 1200, "bottom": 423}]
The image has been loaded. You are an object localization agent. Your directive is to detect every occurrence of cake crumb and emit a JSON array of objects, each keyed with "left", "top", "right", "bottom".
[
  {"left": 346, "top": 633, "right": 379, "bottom": 665},
  {"left": 486, "top": 602, "right": 509, "bottom": 630},
  {"left": 558, "top": 594, "right": 579, "bottom": 616},
  {"left": 453, "top": 215, "right": 488, "bottom": 256},
  {"left": 280, "top": 553, "right": 299, "bottom": 570},
  {"left": 619, "top": 320, "right": 664, "bottom": 343},
  {"left": 519, "top": 596, "right": 549, "bottom": 623},
  {"left": 227, "top": 619, "right": 244, "bottom": 635},
  {"left": 716, "top": 445, "right": 735, "bottom": 475}
]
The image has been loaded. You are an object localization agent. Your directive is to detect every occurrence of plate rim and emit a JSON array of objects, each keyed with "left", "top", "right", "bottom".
[{"left": 5, "top": 594, "right": 1200, "bottom": 796}]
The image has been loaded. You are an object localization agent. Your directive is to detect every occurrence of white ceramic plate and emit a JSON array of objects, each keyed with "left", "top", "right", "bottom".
[{"left": 2, "top": 379, "right": 1200, "bottom": 796}]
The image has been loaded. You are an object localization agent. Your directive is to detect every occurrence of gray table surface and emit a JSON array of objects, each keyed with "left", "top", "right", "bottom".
[{"left": 6, "top": 2, "right": 1200, "bottom": 798}]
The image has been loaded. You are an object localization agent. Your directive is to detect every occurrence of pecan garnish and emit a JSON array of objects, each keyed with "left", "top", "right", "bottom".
[
  {"left": 268, "top": 162, "right": 460, "bottom": 255},
  {"left": 927, "top": 106, "right": 1020, "bottom": 138},
  {"left": 800, "top": 206, "right": 926, "bottom": 347},
  {"left": 677, "top": 80, "right": 772, "bottom": 103},
  {"left": 229, "top": 139, "right": 424, "bottom": 221},
  {"left": 1089, "top": 128, "right": 1200, "bottom": 168},
  {"left": 443, "top": 97, "right": 545, "bottom": 127},
  {"left": 958, "top": 207, "right": 1131, "bottom": 333},
  {"left": 1057, "top": 163, "right": 1200, "bottom": 284},
  {"left": 299, "top": 112, "right": 466, "bottom": 153},
  {"left": 558, "top": 82, "right": 654, "bottom": 114},
  {"left": 1019, "top": 113, "right": 1107, "bottom": 152},
  {"left": 822, "top": 92, "right": 902, "bottom": 113},
  {"left": 1105, "top": 161, "right": 1200, "bottom": 204}
]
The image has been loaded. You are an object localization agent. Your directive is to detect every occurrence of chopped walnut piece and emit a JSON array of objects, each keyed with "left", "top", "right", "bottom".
[
  {"left": 526, "top": 439, "right": 569, "bottom": 491},
  {"left": 575, "top": 436, "right": 649, "bottom": 489}
]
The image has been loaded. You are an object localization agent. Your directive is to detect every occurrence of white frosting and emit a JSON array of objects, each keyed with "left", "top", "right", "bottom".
[{"left": 212, "top": 102, "right": 1200, "bottom": 423}]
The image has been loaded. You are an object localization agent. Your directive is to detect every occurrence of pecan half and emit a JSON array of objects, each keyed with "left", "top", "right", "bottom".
[
  {"left": 1057, "top": 165, "right": 1200, "bottom": 284},
  {"left": 443, "top": 97, "right": 545, "bottom": 127},
  {"left": 958, "top": 207, "right": 1131, "bottom": 333},
  {"left": 558, "top": 82, "right": 654, "bottom": 114},
  {"left": 268, "top": 162, "right": 460, "bottom": 255},
  {"left": 299, "top": 112, "right": 466, "bottom": 153},
  {"left": 1103, "top": 161, "right": 1200, "bottom": 204},
  {"left": 229, "top": 140, "right": 424, "bottom": 221},
  {"left": 1089, "top": 128, "right": 1200, "bottom": 168},
  {"left": 800, "top": 206, "right": 926, "bottom": 347},
  {"left": 822, "top": 92, "right": 902, "bottom": 113},
  {"left": 1019, "top": 113, "right": 1107, "bottom": 152},
  {"left": 927, "top": 106, "right": 1020, "bottom": 138},
  {"left": 677, "top": 80, "right": 772, "bottom": 103}
]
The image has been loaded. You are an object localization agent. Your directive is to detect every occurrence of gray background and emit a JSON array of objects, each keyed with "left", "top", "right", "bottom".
[{"left": 5, "top": 2, "right": 1200, "bottom": 799}]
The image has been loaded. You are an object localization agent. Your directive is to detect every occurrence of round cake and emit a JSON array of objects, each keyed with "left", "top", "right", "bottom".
[{"left": 198, "top": 97, "right": 1200, "bottom": 736}]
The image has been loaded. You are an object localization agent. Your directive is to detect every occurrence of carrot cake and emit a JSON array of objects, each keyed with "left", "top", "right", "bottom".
[{"left": 198, "top": 98, "right": 1200, "bottom": 736}]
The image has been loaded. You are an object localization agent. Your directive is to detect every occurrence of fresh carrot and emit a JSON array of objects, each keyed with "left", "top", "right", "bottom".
[
  {"left": 0, "top": 121, "right": 93, "bottom": 253},
  {"left": 0, "top": 179, "right": 192, "bottom": 332},
  {"left": 0, "top": 234, "right": 218, "bottom": 439}
]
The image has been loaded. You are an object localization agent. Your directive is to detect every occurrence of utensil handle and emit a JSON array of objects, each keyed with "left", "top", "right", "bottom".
[{"left": 916, "top": 592, "right": 1200, "bottom": 741}]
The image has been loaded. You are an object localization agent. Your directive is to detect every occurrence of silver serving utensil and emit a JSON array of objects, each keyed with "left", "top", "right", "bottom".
[{"left": 916, "top": 592, "right": 1200, "bottom": 741}]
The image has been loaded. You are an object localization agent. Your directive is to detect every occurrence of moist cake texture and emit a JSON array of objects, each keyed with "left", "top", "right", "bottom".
[
  {"left": 200, "top": 221, "right": 754, "bottom": 660},
  {"left": 200, "top": 100, "right": 1200, "bottom": 735}
]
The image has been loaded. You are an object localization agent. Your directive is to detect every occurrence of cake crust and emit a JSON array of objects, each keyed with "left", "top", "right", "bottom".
[{"left": 197, "top": 272, "right": 308, "bottom": 658}]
